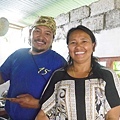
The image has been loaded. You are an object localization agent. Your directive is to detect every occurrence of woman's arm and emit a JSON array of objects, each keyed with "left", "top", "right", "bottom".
[
  {"left": 35, "top": 110, "right": 49, "bottom": 120},
  {"left": 106, "top": 106, "right": 120, "bottom": 120},
  {"left": 104, "top": 69, "right": 120, "bottom": 120}
]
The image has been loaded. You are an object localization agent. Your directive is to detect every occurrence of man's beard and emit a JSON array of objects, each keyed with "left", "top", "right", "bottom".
[{"left": 32, "top": 47, "right": 45, "bottom": 53}]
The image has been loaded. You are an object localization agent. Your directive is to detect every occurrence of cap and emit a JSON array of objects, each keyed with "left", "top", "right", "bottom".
[{"left": 32, "top": 16, "right": 56, "bottom": 35}]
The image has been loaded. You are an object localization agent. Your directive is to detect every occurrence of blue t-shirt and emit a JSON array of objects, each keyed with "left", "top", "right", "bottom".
[{"left": 0, "top": 48, "right": 67, "bottom": 120}]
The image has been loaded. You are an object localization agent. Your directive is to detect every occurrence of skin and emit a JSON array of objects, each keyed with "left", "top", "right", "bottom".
[
  {"left": 29, "top": 25, "right": 54, "bottom": 55},
  {"left": 9, "top": 94, "right": 40, "bottom": 108},
  {"left": 0, "top": 72, "right": 4, "bottom": 84},
  {"left": 0, "top": 25, "right": 54, "bottom": 109},
  {"left": 35, "top": 110, "right": 49, "bottom": 120},
  {"left": 35, "top": 29, "right": 120, "bottom": 120},
  {"left": 67, "top": 30, "right": 95, "bottom": 78},
  {"left": 105, "top": 106, "right": 120, "bottom": 120}
]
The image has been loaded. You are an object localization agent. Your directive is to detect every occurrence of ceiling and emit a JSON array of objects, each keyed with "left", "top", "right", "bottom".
[{"left": 0, "top": 0, "right": 98, "bottom": 29}]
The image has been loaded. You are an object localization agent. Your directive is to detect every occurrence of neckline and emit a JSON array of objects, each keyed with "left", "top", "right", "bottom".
[
  {"left": 30, "top": 53, "right": 49, "bottom": 81},
  {"left": 66, "top": 71, "right": 91, "bottom": 80},
  {"left": 29, "top": 49, "right": 51, "bottom": 56},
  {"left": 69, "top": 65, "right": 92, "bottom": 78}
]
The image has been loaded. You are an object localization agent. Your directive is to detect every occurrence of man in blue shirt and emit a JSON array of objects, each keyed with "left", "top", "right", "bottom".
[{"left": 0, "top": 16, "right": 67, "bottom": 120}]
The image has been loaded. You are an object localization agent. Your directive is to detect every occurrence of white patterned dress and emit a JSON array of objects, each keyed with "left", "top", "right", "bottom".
[{"left": 40, "top": 66, "right": 120, "bottom": 120}]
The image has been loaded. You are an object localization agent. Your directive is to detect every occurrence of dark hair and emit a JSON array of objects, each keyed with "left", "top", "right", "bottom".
[
  {"left": 66, "top": 25, "right": 97, "bottom": 66},
  {"left": 67, "top": 25, "right": 96, "bottom": 44}
]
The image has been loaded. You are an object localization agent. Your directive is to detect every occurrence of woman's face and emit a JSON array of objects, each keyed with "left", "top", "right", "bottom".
[{"left": 68, "top": 30, "right": 95, "bottom": 64}]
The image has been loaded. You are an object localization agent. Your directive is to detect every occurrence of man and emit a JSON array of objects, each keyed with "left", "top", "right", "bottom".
[{"left": 0, "top": 16, "right": 67, "bottom": 120}]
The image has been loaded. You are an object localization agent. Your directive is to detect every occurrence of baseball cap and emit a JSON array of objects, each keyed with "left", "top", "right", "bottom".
[{"left": 32, "top": 16, "right": 56, "bottom": 35}]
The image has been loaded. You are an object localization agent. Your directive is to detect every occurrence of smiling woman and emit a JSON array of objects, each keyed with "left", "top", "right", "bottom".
[{"left": 35, "top": 25, "right": 120, "bottom": 120}]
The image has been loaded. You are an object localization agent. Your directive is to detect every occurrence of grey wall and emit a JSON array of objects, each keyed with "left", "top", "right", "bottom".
[{"left": 52, "top": 0, "right": 120, "bottom": 59}]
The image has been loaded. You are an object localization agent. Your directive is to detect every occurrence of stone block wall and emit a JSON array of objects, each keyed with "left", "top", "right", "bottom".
[{"left": 54, "top": 0, "right": 120, "bottom": 41}]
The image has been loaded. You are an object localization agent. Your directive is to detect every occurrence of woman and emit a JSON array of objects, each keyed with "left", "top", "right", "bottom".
[{"left": 36, "top": 25, "right": 120, "bottom": 120}]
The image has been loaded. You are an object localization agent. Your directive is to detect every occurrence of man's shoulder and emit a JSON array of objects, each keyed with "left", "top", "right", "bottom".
[
  {"left": 15, "top": 48, "right": 30, "bottom": 53},
  {"left": 10, "top": 48, "right": 30, "bottom": 58},
  {"left": 11, "top": 48, "right": 29, "bottom": 55},
  {"left": 50, "top": 50, "right": 65, "bottom": 59}
]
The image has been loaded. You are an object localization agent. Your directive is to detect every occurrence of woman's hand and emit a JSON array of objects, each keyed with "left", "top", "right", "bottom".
[
  {"left": 105, "top": 106, "right": 120, "bottom": 120},
  {"left": 35, "top": 110, "right": 49, "bottom": 120}
]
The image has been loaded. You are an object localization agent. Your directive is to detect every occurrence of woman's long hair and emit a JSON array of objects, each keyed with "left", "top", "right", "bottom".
[{"left": 66, "top": 25, "right": 98, "bottom": 68}]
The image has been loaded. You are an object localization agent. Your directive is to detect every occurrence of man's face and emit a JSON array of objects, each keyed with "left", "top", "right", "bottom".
[{"left": 30, "top": 25, "right": 54, "bottom": 54}]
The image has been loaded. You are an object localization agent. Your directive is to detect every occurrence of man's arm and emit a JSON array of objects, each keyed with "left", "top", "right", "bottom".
[
  {"left": 0, "top": 72, "right": 5, "bottom": 84},
  {"left": 105, "top": 106, "right": 120, "bottom": 120},
  {"left": 0, "top": 73, "right": 40, "bottom": 109},
  {"left": 10, "top": 94, "right": 40, "bottom": 108}
]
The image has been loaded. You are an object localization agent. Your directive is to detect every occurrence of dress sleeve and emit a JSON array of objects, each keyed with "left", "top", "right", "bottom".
[
  {"left": 40, "top": 78, "right": 55, "bottom": 105},
  {"left": 40, "top": 70, "right": 65, "bottom": 119},
  {"left": 40, "top": 72, "right": 59, "bottom": 120},
  {"left": 40, "top": 69, "right": 63, "bottom": 105},
  {"left": 104, "top": 69, "right": 120, "bottom": 108}
]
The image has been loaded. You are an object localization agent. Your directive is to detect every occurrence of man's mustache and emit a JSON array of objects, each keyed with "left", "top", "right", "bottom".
[{"left": 34, "top": 39, "right": 46, "bottom": 44}]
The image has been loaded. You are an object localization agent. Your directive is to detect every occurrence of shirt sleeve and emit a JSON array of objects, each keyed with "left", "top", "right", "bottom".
[{"left": 0, "top": 54, "right": 14, "bottom": 81}]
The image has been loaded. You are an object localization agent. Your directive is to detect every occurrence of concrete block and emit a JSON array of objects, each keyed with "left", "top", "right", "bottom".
[
  {"left": 54, "top": 26, "right": 66, "bottom": 41},
  {"left": 82, "top": 14, "right": 104, "bottom": 31},
  {"left": 105, "top": 9, "right": 120, "bottom": 29},
  {"left": 115, "top": 0, "right": 120, "bottom": 9},
  {"left": 67, "top": 20, "right": 81, "bottom": 30},
  {"left": 55, "top": 20, "right": 81, "bottom": 41},
  {"left": 70, "top": 6, "right": 90, "bottom": 22},
  {"left": 90, "top": 0, "right": 115, "bottom": 16},
  {"left": 55, "top": 13, "right": 69, "bottom": 26}
]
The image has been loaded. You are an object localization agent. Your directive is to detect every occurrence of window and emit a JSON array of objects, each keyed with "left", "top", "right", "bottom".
[
  {"left": 113, "top": 61, "right": 120, "bottom": 78},
  {"left": 98, "top": 56, "right": 120, "bottom": 78}
]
